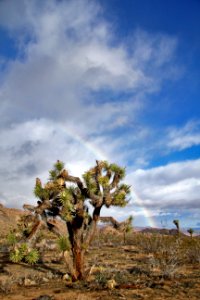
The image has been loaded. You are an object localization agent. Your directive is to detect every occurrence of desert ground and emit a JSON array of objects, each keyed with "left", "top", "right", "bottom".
[{"left": 0, "top": 205, "right": 200, "bottom": 300}]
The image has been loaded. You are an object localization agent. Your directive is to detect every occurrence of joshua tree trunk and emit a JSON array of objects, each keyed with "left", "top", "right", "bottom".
[
  {"left": 73, "top": 244, "right": 85, "bottom": 280},
  {"left": 63, "top": 232, "right": 85, "bottom": 281},
  {"left": 67, "top": 206, "right": 101, "bottom": 280}
]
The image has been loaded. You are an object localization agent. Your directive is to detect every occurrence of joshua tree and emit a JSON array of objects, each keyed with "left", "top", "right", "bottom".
[
  {"left": 187, "top": 228, "right": 194, "bottom": 238},
  {"left": 19, "top": 160, "right": 130, "bottom": 281},
  {"left": 100, "top": 215, "right": 133, "bottom": 244},
  {"left": 173, "top": 219, "right": 180, "bottom": 234},
  {"left": 123, "top": 215, "right": 133, "bottom": 244}
]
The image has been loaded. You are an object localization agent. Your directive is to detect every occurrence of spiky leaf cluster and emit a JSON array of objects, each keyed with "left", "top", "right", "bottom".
[
  {"left": 57, "top": 235, "right": 70, "bottom": 252},
  {"left": 54, "top": 160, "right": 64, "bottom": 172},
  {"left": 111, "top": 184, "right": 130, "bottom": 207},
  {"left": 34, "top": 160, "right": 68, "bottom": 204},
  {"left": 9, "top": 249, "right": 23, "bottom": 263},
  {"left": 112, "top": 191, "right": 128, "bottom": 207},
  {"left": 19, "top": 243, "right": 29, "bottom": 255},
  {"left": 118, "top": 183, "right": 131, "bottom": 194},
  {"left": 60, "top": 189, "right": 73, "bottom": 204},
  {"left": 82, "top": 161, "right": 130, "bottom": 208},
  {"left": 83, "top": 171, "right": 98, "bottom": 194},
  {"left": 98, "top": 176, "right": 109, "bottom": 187},
  {"left": 49, "top": 169, "right": 57, "bottom": 180},
  {"left": 110, "top": 163, "right": 126, "bottom": 179},
  {"left": 34, "top": 183, "right": 49, "bottom": 200},
  {"left": 49, "top": 160, "right": 65, "bottom": 180},
  {"left": 25, "top": 249, "right": 39, "bottom": 264},
  {"left": 60, "top": 189, "right": 75, "bottom": 212},
  {"left": 9, "top": 242, "right": 39, "bottom": 265},
  {"left": 125, "top": 216, "right": 133, "bottom": 233}
]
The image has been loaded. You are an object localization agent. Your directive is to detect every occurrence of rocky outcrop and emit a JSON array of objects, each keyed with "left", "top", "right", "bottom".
[{"left": 0, "top": 203, "right": 28, "bottom": 236}]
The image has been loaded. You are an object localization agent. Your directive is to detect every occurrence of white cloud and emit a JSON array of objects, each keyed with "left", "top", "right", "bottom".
[
  {"left": 0, "top": 118, "right": 110, "bottom": 207},
  {"left": 167, "top": 120, "right": 200, "bottom": 150},
  {"left": 0, "top": 0, "right": 178, "bottom": 127},
  {"left": 127, "top": 159, "right": 200, "bottom": 212}
]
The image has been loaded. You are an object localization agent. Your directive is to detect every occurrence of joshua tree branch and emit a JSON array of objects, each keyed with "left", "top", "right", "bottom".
[{"left": 99, "top": 216, "right": 131, "bottom": 231}]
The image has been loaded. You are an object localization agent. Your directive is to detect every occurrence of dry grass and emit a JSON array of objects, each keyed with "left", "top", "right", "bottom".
[{"left": 1, "top": 224, "right": 200, "bottom": 299}]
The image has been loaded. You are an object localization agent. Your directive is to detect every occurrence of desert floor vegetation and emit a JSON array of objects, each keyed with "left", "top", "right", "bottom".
[{"left": 1, "top": 226, "right": 200, "bottom": 300}]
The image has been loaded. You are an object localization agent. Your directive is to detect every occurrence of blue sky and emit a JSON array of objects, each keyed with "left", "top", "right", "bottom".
[{"left": 0, "top": 0, "right": 199, "bottom": 229}]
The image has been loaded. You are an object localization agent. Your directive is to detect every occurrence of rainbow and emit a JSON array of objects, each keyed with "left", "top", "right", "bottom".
[
  {"left": 131, "top": 190, "right": 157, "bottom": 228},
  {"left": 60, "top": 124, "right": 107, "bottom": 161}
]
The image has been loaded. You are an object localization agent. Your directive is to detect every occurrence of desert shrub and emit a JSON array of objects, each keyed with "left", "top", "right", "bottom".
[
  {"left": 130, "top": 233, "right": 182, "bottom": 278},
  {"left": 0, "top": 279, "right": 13, "bottom": 294},
  {"left": 148, "top": 242, "right": 181, "bottom": 278},
  {"left": 95, "top": 271, "right": 110, "bottom": 287},
  {"left": 184, "top": 238, "right": 200, "bottom": 263},
  {"left": 114, "top": 270, "right": 130, "bottom": 284},
  {"left": 133, "top": 233, "right": 177, "bottom": 254},
  {"left": 97, "top": 229, "right": 122, "bottom": 246}
]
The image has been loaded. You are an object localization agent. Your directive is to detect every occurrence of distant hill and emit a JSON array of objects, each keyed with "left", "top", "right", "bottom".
[
  {"left": 0, "top": 203, "right": 67, "bottom": 238},
  {"left": 134, "top": 226, "right": 200, "bottom": 236},
  {"left": 0, "top": 203, "right": 199, "bottom": 238},
  {"left": 0, "top": 203, "right": 27, "bottom": 236},
  {"left": 140, "top": 227, "right": 184, "bottom": 236}
]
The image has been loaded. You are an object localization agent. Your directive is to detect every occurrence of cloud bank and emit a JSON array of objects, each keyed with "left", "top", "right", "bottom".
[{"left": 0, "top": 0, "right": 199, "bottom": 227}]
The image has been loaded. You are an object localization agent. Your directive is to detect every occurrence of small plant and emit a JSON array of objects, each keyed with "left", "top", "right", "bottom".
[
  {"left": 25, "top": 249, "right": 39, "bottom": 264},
  {"left": 95, "top": 271, "right": 109, "bottom": 287},
  {"left": 7, "top": 231, "right": 17, "bottom": 247},
  {"left": 135, "top": 233, "right": 169, "bottom": 254},
  {"left": 173, "top": 219, "right": 180, "bottom": 234},
  {"left": 185, "top": 239, "right": 200, "bottom": 263},
  {"left": 148, "top": 242, "right": 180, "bottom": 279},
  {"left": 57, "top": 235, "right": 70, "bottom": 256},
  {"left": 123, "top": 215, "right": 133, "bottom": 244},
  {"left": 9, "top": 243, "right": 39, "bottom": 265},
  {"left": 187, "top": 228, "right": 194, "bottom": 238},
  {"left": 9, "top": 248, "right": 23, "bottom": 263},
  {"left": 114, "top": 271, "right": 129, "bottom": 284},
  {"left": 19, "top": 243, "right": 29, "bottom": 255},
  {"left": 0, "top": 278, "right": 13, "bottom": 294}
]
